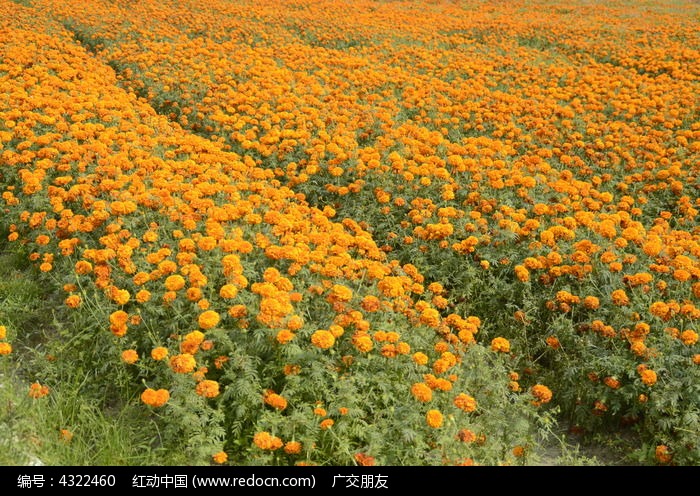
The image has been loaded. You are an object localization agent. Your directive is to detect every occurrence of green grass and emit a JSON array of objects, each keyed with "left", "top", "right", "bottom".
[{"left": 0, "top": 244, "right": 182, "bottom": 466}]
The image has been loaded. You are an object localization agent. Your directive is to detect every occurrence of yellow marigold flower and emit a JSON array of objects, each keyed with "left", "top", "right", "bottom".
[
  {"left": 141, "top": 388, "right": 170, "bottom": 408},
  {"left": 0, "top": 342, "right": 12, "bottom": 355},
  {"left": 28, "top": 382, "right": 49, "bottom": 399},
  {"left": 0, "top": 325, "right": 6, "bottom": 340},
  {"left": 284, "top": 441, "right": 302, "bottom": 455},
  {"left": 184, "top": 330, "right": 205, "bottom": 345},
  {"left": 353, "top": 334, "right": 373, "bottom": 353},
  {"left": 253, "top": 432, "right": 283, "bottom": 450},
  {"left": 491, "top": 337, "right": 511, "bottom": 353},
  {"left": 411, "top": 383, "right": 433, "bottom": 403},
  {"left": 454, "top": 393, "right": 477, "bottom": 412},
  {"left": 413, "top": 352, "right": 429, "bottom": 366},
  {"left": 121, "top": 349, "right": 139, "bottom": 364},
  {"left": 531, "top": 384, "right": 553, "bottom": 406},
  {"left": 212, "top": 451, "right": 228, "bottom": 464},
  {"left": 320, "top": 418, "right": 334, "bottom": 430},
  {"left": 169, "top": 353, "right": 196, "bottom": 374},
  {"left": 514, "top": 265, "right": 529, "bottom": 282},
  {"left": 195, "top": 380, "right": 220, "bottom": 398},
  {"left": 198, "top": 310, "right": 221, "bottom": 330},
  {"left": 135, "top": 289, "right": 151, "bottom": 303},
  {"left": 426, "top": 409, "right": 443, "bottom": 428},
  {"left": 219, "top": 284, "right": 238, "bottom": 299},
  {"left": 311, "top": 330, "right": 335, "bottom": 349},
  {"left": 151, "top": 347, "right": 168, "bottom": 361}
]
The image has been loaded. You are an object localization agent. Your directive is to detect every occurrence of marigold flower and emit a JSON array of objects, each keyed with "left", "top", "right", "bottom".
[
  {"left": 311, "top": 330, "right": 335, "bottom": 349},
  {"left": 64, "top": 295, "right": 81, "bottom": 309},
  {"left": 219, "top": 284, "right": 238, "bottom": 299},
  {"left": 426, "top": 409, "right": 443, "bottom": 428},
  {"left": 531, "top": 384, "right": 553, "bottom": 406},
  {"left": 611, "top": 289, "right": 629, "bottom": 306},
  {"left": 253, "top": 432, "right": 283, "bottom": 451},
  {"left": 28, "top": 382, "right": 49, "bottom": 399},
  {"left": 276, "top": 329, "right": 295, "bottom": 344},
  {"left": 655, "top": 445, "right": 672, "bottom": 464},
  {"left": 680, "top": 330, "right": 698, "bottom": 346},
  {"left": 545, "top": 336, "right": 561, "bottom": 349},
  {"left": 352, "top": 334, "right": 373, "bottom": 353},
  {"left": 640, "top": 369, "right": 657, "bottom": 386},
  {"left": 169, "top": 353, "right": 196, "bottom": 373},
  {"left": 411, "top": 383, "right": 433, "bottom": 403},
  {"left": 491, "top": 337, "right": 511, "bottom": 353},
  {"left": 354, "top": 453, "right": 375, "bottom": 466},
  {"left": 121, "top": 349, "right": 139, "bottom": 364},
  {"left": 198, "top": 310, "right": 221, "bottom": 330},
  {"left": 59, "top": 429, "right": 73, "bottom": 443},
  {"left": 264, "top": 392, "right": 288, "bottom": 411},
  {"left": 454, "top": 393, "right": 477, "bottom": 412},
  {"left": 0, "top": 343, "right": 12, "bottom": 355},
  {"left": 284, "top": 441, "right": 302, "bottom": 455},
  {"left": 151, "top": 347, "right": 168, "bottom": 361},
  {"left": 212, "top": 451, "right": 228, "bottom": 464},
  {"left": 320, "top": 418, "right": 334, "bottom": 430},
  {"left": 141, "top": 388, "right": 170, "bottom": 407},
  {"left": 196, "top": 380, "right": 220, "bottom": 398},
  {"left": 0, "top": 326, "right": 6, "bottom": 340}
]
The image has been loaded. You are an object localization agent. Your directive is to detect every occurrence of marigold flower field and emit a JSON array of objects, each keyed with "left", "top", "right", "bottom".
[{"left": 1, "top": 0, "right": 698, "bottom": 465}]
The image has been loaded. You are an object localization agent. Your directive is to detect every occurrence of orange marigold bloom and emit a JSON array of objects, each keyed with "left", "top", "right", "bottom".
[
  {"left": 531, "top": 384, "right": 553, "bottom": 406},
  {"left": 284, "top": 441, "right": 302, "bottom": 455},
  {"left": 640, "top": 369, "right": 657, "bottom": 386},
  {"left": 253, "top": 432, "right": 283, "bottom": 451},
  {"left": 141, "top": 388, "right": 170, "bottom": 408},
  {"left": 151, "top": 347, "right": 168, "bottom": 361},
  {"left": 276, "top": 329, "right": 295, "bottom": 344},
  {"left": 121, "top": 349, "right": 139, "bottom": 364},
  {"left": 65, "top": 295, "right": 81, "bottom": 309},
  {"left": 545, "top": 336, "right": 561, "bottom": 349},
  {"left": 164, "top": 274, "right": 185, "bottom": 291},
  {"left": 311, "top": 330, "right": 335, "bottom": 349},
  {"left": 655, "top": 445, "right": 672, "bottom": 464},
  {"left": 320, "top": 418, "right": 334, "bottom": 430},
  {"left": 0, "top": 325, "right": 6, "bottom": 340},
  {"left": 169, "top": 353, "right": 196, "bottom": 374},
  {"left": 264, "top": 392, "right": 288, "bottom": 411},
  {"left": 491, "top": 337, "right": 511, "bottom": 353},
  {"left": 354, "top": 453, "right": 375, "bottom": 466},
  {"left": 426, "top": 409, "right": 443, "bottom": 428},
  {"left": 195, "top": 380, "right": 220, "bottom": 398},
  {"left": 198, "top": 310, "right": 221, "bottom": 330},
  {"left": 28, "top": 382, "right": 49, "bottom": 399},
  {"left": 413, "top": 352, "right": 429, "bottom": 366},
  {"left": 680, "top": 330, "right": 698, "bottom": 346},
  {"left": 212, "top": 451, "right": 228, "bottom": 464},
  {"left": 692, "top": 354, "right": 700, "bottom": 365},
  {"left": 219, "top": 284, "right": 238, "bottom": 299},
  {"left": 611, "top": 289, "right": 630, "bottom": 306},
  {"left": 0, "top": 342, "right": 12, "bottom": 355},
  {"left": 353, "top": 334, "right": 373, "bottom": 353},
  {"left": 454, "top": 393, "right": 477, "bottom": 412},
  {"left": 411, "top": 383, "right": 433, "bottom": 403}
]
